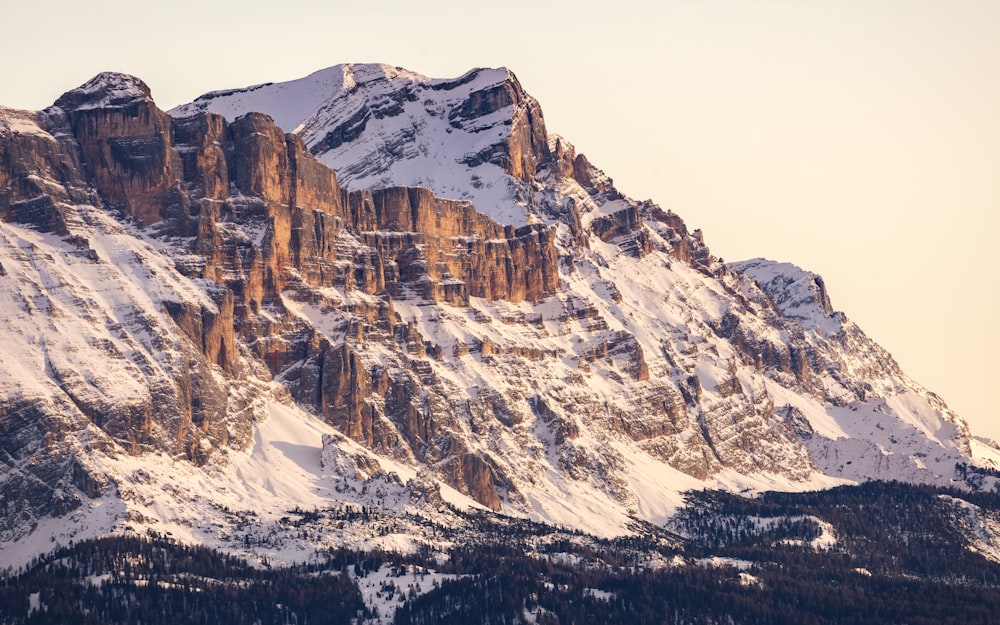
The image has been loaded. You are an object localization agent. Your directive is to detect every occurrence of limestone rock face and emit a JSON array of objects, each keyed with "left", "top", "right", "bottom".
[
  {"left": 0, "top": 67, "right": 981, "bottom": 547},
  {"left": 589, "top": 204, "right": 642, "bottom": 244},
  {"left": 345, "top": 186, "right": 559, "bottom": 304},
  {"left": 55, "top": 74, "right": 181, "bottom": 226},
  {"left": 228, "top": 113, "right": 292, "bottom": 208},
  {"left": 0, "top": 71, "right": 569, "bottom": 518},
  {"left": 173, "top": 111, "right": 230, "bottom": 202},
  {"left": 162, "top": 293, "right": 237, "bottom": 374},
  {"left": 450, "top": 452, "right": 504, "bottom": 511},
  {"left": 447, "top": 71, "right": 552, "bottom": 182},
  {"left": 0, "top": 107, "right": 94, "bottom": 233}
]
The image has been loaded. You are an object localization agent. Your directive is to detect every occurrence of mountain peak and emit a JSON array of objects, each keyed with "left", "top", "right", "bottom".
[
  {"left": 733, "top": 257, "right": 840, "bottom": 335},
  {"left": 338, "top": 62, "right": 429, "bottom": 87},
  {"left": 171, "top": 63, "right": 546, "bottom": 225},
  {"left": 54, "top": 72, "right": 153, "bottom": 111}
]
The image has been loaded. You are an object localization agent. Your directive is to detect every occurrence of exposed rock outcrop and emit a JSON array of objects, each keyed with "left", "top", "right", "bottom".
[
  {"left": 55, "top": 74, "right": 181, "bottom": 226},
  {"left": 0, "top": 107, "right": 93, "bottom": 234},
  {"left": 0, "top": 66, "right": 978, "bottom": 544},
  {"left": 0, "top": 71, "right": 568, "bottom": 513}
]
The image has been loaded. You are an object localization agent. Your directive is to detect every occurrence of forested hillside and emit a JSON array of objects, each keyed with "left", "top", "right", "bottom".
[{"left": 4, "top": 481, "right": 1000, "bottom": 624}]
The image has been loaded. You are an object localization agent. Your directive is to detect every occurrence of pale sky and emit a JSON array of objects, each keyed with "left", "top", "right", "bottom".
[{"left": 2, "top": 1, "right": 998, "bottom": 439}]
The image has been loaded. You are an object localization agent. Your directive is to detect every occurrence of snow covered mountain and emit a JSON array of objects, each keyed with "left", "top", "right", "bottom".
[
  {"left": 1, "top": 64, "right": 996, "bottom": 567},
  {"left": 173, "top": 64, "right": 548, "bottom": 226}
]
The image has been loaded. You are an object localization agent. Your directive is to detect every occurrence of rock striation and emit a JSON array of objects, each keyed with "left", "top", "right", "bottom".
[
  {"left": 0, "top": 65, "right": 985, "bottom": 550},
  {"left": 0, "top": 70, "right": 567, "bottom": 526}
]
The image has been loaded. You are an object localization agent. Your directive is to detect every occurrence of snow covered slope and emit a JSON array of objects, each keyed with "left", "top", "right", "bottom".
[
  {"left": 172, "top": 63, "right": 547, "bottom": 225},
  {"left": 0, "top": 66, "right": 990, "bottom": 567},
  {"left": 173, "top": 63, "right": 981, "bottom": 491}
]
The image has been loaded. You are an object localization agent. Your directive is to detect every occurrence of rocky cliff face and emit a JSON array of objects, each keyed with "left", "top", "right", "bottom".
[
  {"left": 0, "top": 66, "right": 986, "bottom": 556},
  {"left": 0, "top": 69, "right": 565, "bottom": 533}
]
